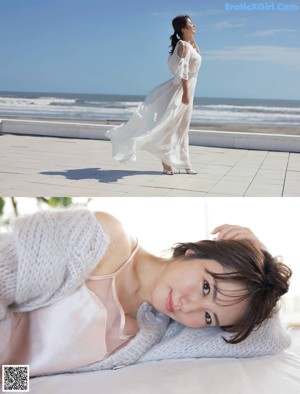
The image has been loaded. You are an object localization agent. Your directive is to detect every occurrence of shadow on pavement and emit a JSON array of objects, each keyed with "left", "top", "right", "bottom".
[{"left": 40, "top": 167, "right": 160, "bottom": 184}]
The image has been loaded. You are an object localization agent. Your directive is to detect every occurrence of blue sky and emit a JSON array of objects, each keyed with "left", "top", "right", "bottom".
[{"left": 0, "top": 0, "right": 299, "bottom": 99}]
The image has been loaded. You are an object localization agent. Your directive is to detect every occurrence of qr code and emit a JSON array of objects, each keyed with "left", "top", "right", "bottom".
[{"left": 2, "top": 365, "right": 29, "bottom": 392}]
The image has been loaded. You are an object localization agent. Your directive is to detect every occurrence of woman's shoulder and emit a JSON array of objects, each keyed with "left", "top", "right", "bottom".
[
  {"left": 93, "top": 211, "right": 126, "bottom": 236},
  {"left": 175, "top": 40, "right": 191, "bottom": 58},
  {"left": 91, "top": 211, "right": 136, "bottom": 276},
  {"left": 177, "top": 40, "right": 191, "bottom": 48}
]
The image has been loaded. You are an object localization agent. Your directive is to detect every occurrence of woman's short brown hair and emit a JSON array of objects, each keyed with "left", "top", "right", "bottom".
[{"left": 172, "top": 239, "right": 292, "bottom": 344}]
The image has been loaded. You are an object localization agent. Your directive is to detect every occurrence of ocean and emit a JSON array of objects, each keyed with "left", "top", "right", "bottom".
[{"left": 0, "top": 91, "right": 299, "bottom": 127}]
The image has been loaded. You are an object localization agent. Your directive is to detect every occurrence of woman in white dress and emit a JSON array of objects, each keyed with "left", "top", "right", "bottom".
[{"left": 106, "top": 15, "right": 202, "bottom": 175}]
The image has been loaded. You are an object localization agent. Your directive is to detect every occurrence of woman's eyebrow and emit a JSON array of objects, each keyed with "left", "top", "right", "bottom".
[
  {"left": 211, "top": 278, "right": 221, "bottom": 326},
  {"left": 213, "top": 311, "right": 220, "bottom": 327}
]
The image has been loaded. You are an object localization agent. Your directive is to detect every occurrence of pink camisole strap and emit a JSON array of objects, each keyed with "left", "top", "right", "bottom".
[{"left": 86, "top": 239, "right": 139, "bottom": 351}]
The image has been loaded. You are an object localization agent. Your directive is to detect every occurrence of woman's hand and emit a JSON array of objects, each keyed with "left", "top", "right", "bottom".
[
  {"left": 182, "top": 94, "right": 190, "bottom": 105},
  {"left": 211, "top": 224, "right": 267, "bottom": 250},
  {"left": 182, "top": 79, "right": 190, "bottom": 105}
]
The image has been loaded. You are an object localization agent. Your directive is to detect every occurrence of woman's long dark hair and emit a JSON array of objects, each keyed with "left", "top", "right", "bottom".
[
  {"left": 169, "top": 15, "right": 190, "bottom": 54},
  {"left": 172, "top": 239, "right": 292, "bottom": 344}
]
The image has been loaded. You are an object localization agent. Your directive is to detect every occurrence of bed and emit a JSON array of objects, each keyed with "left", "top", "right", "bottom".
[{"left": 28, "top": 329, "right": 300, "bottom": 394}]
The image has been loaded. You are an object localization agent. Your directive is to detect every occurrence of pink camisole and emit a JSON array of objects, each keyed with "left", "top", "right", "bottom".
[{"left": 1, "top": 241, "right": 139, "bottom": 377}]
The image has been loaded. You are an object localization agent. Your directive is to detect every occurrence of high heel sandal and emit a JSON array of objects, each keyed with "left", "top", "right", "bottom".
[
  {"left": 162, "top": 163, "right": 174, "bottom": 175},
  {"left": 185, "top": 168, "right": 197, "bottom": 174},
  {"left": 163, "top": 169, "right": 174, "bottom": 175}
]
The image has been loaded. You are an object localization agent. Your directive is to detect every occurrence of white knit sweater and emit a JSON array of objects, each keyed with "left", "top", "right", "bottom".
[
  {"left": 0, "top": 209, "right": 110, "bottom": 363},
  {"left": 0, "top": 209, "right": 291, "bottom": 376},
  {"left": 70, "top": 303, "right": 291, "bottom": 373}
]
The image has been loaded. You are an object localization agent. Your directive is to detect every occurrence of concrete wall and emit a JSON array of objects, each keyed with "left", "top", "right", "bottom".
[
  {"left": 189, "top": 129, "right": 300, "bottom": 153},
  {"left": 0, "top": 118, "right": 109, "bottom": 140},
  {"left": 1, "top": 118, "right": 300, "bottom": 153}
]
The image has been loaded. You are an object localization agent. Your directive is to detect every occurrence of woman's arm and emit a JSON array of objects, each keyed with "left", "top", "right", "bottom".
[
  {"left": 176, "top": 40, "right": 191, "bottom": 105},
  {"left": 211, "top": 224, "right": 268, "bottom": 251},
  {"left": 182, "top": 79, "right": 189, "bottom": 105}
]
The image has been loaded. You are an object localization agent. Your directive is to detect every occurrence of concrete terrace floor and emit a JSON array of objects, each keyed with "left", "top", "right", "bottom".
[{"left": 1, "top": 133, "right": 300, "bottom": 197}]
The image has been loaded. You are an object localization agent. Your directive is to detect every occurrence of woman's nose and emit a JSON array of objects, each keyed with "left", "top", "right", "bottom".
[{"left": 180, "top": 294, "right": 202, "bottom": 313}]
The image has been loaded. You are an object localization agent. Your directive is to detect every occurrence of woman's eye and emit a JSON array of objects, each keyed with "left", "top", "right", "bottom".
[
  {"left": 205, "top": 312, "right": 212, "bottom": 325},
  {"left": 203, "top": 280, "right": 210, "bottom": 295}
]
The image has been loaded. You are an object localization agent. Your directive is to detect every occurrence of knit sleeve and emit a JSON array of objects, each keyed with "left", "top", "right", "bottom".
[
  {"left": 138, "top": 312, "right": 291, "bottom": 362},
  {"left": 10, "top": 209, "right": 110, "bottom": 311}
]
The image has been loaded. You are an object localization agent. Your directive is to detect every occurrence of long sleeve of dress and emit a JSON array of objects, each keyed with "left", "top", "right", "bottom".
[{"left": 168, "top": 40, "right": 191, "bottom": 83}]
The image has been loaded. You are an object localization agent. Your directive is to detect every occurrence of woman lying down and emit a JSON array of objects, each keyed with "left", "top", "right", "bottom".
[{"left": 0, "top": 209, "right": 292, "bottom": 377}]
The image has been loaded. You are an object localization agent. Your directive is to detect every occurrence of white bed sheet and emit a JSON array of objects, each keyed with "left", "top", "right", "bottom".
[{"left": 29, "top": 348, "right": 300, "bottom": 394}]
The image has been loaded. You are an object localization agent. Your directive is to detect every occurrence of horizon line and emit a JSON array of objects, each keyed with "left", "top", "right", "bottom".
[{"left": 0, "top": 90, "right": 299, "bottom": 102}]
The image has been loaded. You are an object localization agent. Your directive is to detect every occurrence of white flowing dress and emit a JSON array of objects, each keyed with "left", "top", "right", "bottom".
[{"left": 106, "top": 40, "right": 202, "bottom": 169}]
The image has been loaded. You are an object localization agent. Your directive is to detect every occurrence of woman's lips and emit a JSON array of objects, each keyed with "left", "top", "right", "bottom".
[{"left": 166, "top": 290, "right": 174, "bottom": 313}]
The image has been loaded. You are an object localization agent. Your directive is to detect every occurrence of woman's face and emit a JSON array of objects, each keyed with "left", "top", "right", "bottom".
[
  {"left": 151, "top": 256, "right": 247, "bottom": 328},
  {"left": 182, "top": 18, "right": 196, "bottom": 37}
]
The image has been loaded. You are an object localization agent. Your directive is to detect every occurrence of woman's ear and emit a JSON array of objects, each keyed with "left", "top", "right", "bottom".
[{"left": 185, "top": 248, "right": 196, "bottom": 256}]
